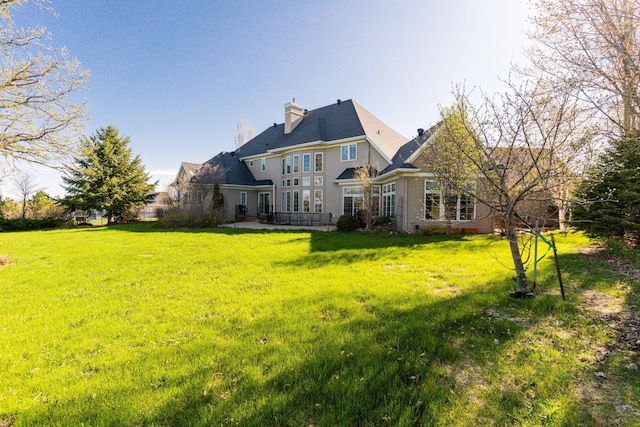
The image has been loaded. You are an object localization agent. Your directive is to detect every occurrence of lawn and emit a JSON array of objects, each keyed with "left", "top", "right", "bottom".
[{"left": 0, "top": 224, "right": 638, "bottom": 426}]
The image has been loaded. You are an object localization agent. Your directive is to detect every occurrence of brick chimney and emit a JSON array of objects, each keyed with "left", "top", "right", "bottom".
[{"left": 284, "top": 101, "right": 304, "bottom": 134}]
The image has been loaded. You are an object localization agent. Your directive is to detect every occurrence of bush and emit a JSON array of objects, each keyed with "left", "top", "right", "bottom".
[
  {"left": 418, "top": 224, "right": 448, "bottom": 236},
  {"left": 336, "top": 214, "right": 360, "bottom": 233},
  {"left": 373, "top": 215, "right": 393, "bottom": 231},
  {"left": 0, "top": 217, "right": 66, "bottom": 232}
]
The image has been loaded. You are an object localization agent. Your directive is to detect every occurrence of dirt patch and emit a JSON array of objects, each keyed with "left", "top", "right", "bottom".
[{"left": 0, "top": 256, "right": 13, "bottom": 267}]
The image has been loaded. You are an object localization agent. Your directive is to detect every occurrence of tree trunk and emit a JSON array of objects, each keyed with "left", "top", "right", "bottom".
[
  {"left": 507, "top": 223, "right": 530, "bottom": 292},
  {"left": 558, "top": 205, "right": 568, "bottom": 233}
]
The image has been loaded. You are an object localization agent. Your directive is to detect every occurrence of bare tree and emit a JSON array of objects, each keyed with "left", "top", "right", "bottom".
[
  {"left": 354, "top": 165, "right": 378, "bottom": 231},
  {"left": 12, "top": 172, "right": 40, "bottom": 218},
  {"left": 0, "top": 0, "right": 88, "bottom": 173},
  {"left": 433, "top": 81, "right": 594, "bottom": 294},
  {"left": 234, "top": 120, "right": 254, "bottom": 149},
  {"left": 526, "top": 0, "right": 640, "bottom": 136}
]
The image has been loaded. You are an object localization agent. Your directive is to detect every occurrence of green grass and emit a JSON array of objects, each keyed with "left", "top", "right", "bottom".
[{"left": 0, "top": 224, "right": 638, "bottom": 426}]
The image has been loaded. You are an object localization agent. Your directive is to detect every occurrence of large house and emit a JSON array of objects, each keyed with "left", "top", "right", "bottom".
[{"left": 173, "top": 99, "right": 496, "bottom": 233}]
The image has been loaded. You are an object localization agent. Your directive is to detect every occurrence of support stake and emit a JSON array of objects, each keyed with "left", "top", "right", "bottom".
[{"left": 550, "top": 233, "right": 565, "bottom": 300}]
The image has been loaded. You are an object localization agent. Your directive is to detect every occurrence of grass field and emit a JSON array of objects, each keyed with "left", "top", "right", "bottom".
[{"left": 0, "top": 224, "right": 638, "bottom": 426}]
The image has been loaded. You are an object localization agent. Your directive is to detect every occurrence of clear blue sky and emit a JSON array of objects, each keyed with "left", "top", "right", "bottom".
[{"left": 8, "top": 0, "right": 531, "bottom": 197}]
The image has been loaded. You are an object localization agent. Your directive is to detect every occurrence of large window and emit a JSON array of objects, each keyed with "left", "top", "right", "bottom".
[
  {"left": 314, "top": 190, "right": 323, "bottom": 213},
  {"left": 382, "top": 183, "right": 396, "bottom": 217},
  {"left": 293, "top": 190, "right": 299, "bottom": 212},
  {"left": 240, "top": 191, "right": 247, "bottom": 206},
  {"left": 341, "top": 143, "right": 357, "bottom": 161},
  {"left": 343, "top": 187, "right": 363, "bottom": 216},
  {"left": 261, "top": 158, "right": 266, "bottom": 172},
  {"left": 424, "top": 181, "right": 475, "bottom": 221},
  {"left": 425, "top": 181, "right": 441, "bottom": 220},
  {"left": 302, "top": 190, "right": 310, "bottom": 213},
  {"left": 293, "top": 154, "right": 299, "bottom": 173},
  {"left": 259, "top": 192, "right": 270, "bottom": 214},
  {"left": 302, "top": 153, "right": 311, "bottom": 173},
  {"left": 286, "top": 156, "right": 291, "bottom": 174},
  {"left": 315, "top": 153, "right": 323, "bottom": 173}
]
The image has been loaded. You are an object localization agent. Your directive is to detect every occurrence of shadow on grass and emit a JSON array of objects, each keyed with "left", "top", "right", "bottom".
[{"left": 16, "top": 270, "right": 593, "bottom": 426}]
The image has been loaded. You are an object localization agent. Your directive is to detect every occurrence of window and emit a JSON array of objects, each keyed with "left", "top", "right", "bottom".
[
  {"left": 343, "top": 187, "right": 363, "bottom": 216},
  {"left": 249, "top": 160, "right": 254, "bottom": 167},
  {"left": 459, "top": 194, "right": 474, "bottom": 220},
  {"left": 424, "top": 181, "right": 441, "bottom": 220},
  {"left": 240, "top": 191, "right": 247, "bottom": 206},
  {"left": 314, "top": 176, "right": 323, "bottom": 186},
  {"left": 259, "top": 192, "right": 270, "bottom": 214},
  {"left": 424, "top": 181, "right": 476, "bottom": 221},
  {"left": 282, "top": 180, "right": 285, "bottom": 187},
  {"left": 282, "top": 159, "right": 285, "bottom": 175},
  {"left": 293, "top": 190, "right": 299, "bottom": 212},
  {"left": 341, "top": 143, "right": 357, "bottom": 161},
  {"left": 315, "top": 153, "right": 323, "bottom": 173},
  {"left": 286, "top": 156, "right": 291, "bottom": 174},
  {"left": 281, "top": 191, "right": 286, "bottom": 212},
  {"left": 302, "top": 153, "right": 311, "bottom": 173},
  {"left": 286, "top": 191, "right": 291, "bottom": 212},
  {"left": 314, "top": 190, "right": 323, "bottom": 213},
  {"left": 382, "top": 183, "right": 396, "bottom": 217},
  {"left": 302, "top": 190, "right": 311, "bottom": 213},
  {"left": 293, "top": 154, "right": 299, "bottom": 173},
  {"left": 197, "top": 190, "right": 204, "bottom": 207},
  {"left": 302, "top": 177, "right": 310, "bottom": 186},
  {"left": 261, "top": 158, "right": 266, "bottom": 172},
  {"left": 293, "top": 178, "right": 299, "bottom": 186},
  {"left": 286, "top": 179, "right": 291, "bottom": 187}
]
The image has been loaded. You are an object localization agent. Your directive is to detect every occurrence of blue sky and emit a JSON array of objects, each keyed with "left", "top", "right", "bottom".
[{"left": 8, "top": 0, "right": 530, "bottom": 196}]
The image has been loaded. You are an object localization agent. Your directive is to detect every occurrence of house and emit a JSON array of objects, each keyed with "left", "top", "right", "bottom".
[
  {"left": 172, "top": 99, "right": 496, "bottom": 233},
  {"left": 137, "top": 192, "right": 170, "bottom": 220}
]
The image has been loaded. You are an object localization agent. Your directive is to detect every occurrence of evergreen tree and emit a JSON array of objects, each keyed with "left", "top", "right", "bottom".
[
  {"left": 62, "top": 126, "right": 157, "bottom": 224},
  {"left": 573, "top": 133, "right": 640, "bottom": 247}
]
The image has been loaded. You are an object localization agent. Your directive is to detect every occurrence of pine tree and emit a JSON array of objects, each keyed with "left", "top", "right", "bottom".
[
  {"left": 62, "top": 126, "right": 157, "bottom": 224},
  {"left": 573, "top": 133, "right": 640, "bottom": 247}
]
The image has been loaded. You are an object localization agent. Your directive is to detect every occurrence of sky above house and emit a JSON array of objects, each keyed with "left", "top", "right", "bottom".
[{"left": 6, "top": 0, "right": 531, "bottom": 197}]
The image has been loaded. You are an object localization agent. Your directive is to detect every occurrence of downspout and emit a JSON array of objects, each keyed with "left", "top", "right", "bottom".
[{"left": 404, "top": 177, "right": 408, "bottom": 232}]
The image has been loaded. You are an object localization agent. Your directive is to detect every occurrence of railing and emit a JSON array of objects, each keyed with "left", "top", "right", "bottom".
[{"left": 272, "top": 212, "right": 331, "bottom": 226}]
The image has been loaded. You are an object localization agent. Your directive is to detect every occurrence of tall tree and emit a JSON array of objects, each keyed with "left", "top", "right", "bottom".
[
  {"left": 527, "top": 0, "right": 640, "bottom": 136},
  {"left": 62, "top": 126, "right": 157, "bottom": 225},
  {"left": 430, "top": 81, "right": 593, "bottom": 294},
  {"left": 0, "top": 0, "right": 88, "bottom": 172},
  {"left": 234, "top": 120, "right": 254, "bottom": 148},
  {"left": 572, "top": 132, "right": 640, "bottom": 247}
]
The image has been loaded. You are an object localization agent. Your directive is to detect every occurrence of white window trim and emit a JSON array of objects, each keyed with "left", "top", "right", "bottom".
[
  {"left": 340, "top": 143, "right": 357, "bottom": 162},
  {"left": 240, "top": 191, "right": 247, "bottom": 206},
  {"left": 260, "top": 158, "right": 266, "bottom": 172},
  {"left": 315, "top": 153, "right": 323, "bottom": 173},
  {"left": 302, "top": 153, "right": 311, "bottom": 173}
]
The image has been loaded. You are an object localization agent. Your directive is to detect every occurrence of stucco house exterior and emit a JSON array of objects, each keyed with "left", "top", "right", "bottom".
[{"left": 172, "top": 99, "right": 498, "bottom": 232}]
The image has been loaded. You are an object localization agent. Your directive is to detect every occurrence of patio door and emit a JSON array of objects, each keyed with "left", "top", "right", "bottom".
[{"left": 258, "top": 192, "right": 271, "bottom": 215}]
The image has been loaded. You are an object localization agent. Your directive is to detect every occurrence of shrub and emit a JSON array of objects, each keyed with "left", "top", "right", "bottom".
[
  {"left": 0, "top": 217, "right": 66, "bottom": 232},
  {"left": 336, "top": 214, "right": 360, "bottom": 233},
  {"left": 418, "top": 224, "right": 448, "bottom": 236}
]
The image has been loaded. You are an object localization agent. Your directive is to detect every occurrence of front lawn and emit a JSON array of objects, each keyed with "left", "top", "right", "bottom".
[{"left": 0, "top": 224, "right": 638, "bottom": 426}]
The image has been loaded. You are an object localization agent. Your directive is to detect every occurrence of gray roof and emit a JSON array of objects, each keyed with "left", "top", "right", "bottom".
[
  {"left": 380, "top": 124, "right": 439, "bottom": 175},
  {"left": 335, "top": 166, "right": 379, "bottom": 181},
  {"left": 235, "top": 99, "right": 408, "bottom": 161},
  {"left": 191, "top": 152, "right": 272, "bottom": 187}
]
